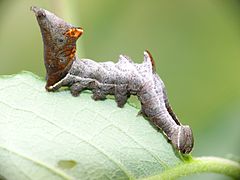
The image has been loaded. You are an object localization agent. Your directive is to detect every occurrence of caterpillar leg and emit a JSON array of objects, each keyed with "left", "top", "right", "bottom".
[
  {"left": 169, "top": 125, "right": 194, "bottom": 154},
  {"left": 115, "top": 94, "right": 129, "bottom": 108},
  {"left": 49, "top": 74, "right": 97, "bottom": 95},
  {"left": 115, "top": 85, "right": 129, "bottom": 108},
  {"left": 92, "top": 87, "right": 107, "bottom": 100},
  {"left": 70, "top": 82, "right": 85, "bottom": 97},
  {"left": 92, "top": 83, "right": 115, "bottom": 101}
]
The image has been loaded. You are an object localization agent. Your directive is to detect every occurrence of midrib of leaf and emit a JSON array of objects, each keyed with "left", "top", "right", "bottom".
[
  {"left": 141, "top": 156, "right": 240, "bottom": 180},
  {"left": 0, "top": 146, "right": 72, "bottom": 180}
]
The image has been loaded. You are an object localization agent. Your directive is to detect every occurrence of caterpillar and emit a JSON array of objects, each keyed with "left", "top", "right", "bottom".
[{"left": 31, "top": 6, "right": 194, "bottom": 154}]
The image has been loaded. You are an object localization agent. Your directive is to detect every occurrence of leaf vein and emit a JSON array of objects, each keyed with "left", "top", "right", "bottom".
[{"left": 0, "top": 101, "right": 135, "bottom": 180}]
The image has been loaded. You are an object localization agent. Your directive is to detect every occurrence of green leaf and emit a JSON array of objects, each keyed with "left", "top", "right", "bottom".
[
  {"left": 0, "top": 72, "right": 239, "bottom": 180},
  {"left": 0, "top": 72, "right": 183, "bottom": 180}
]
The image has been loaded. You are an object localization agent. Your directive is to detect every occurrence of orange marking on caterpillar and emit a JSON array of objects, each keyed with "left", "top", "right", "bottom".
[{"left": 65, "top": 27, "right": 83, "bottom": 38}]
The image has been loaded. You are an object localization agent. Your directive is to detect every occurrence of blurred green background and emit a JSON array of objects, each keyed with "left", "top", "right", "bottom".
[{"left": 0, "top": 0, "right": 239, "bottom": 179}]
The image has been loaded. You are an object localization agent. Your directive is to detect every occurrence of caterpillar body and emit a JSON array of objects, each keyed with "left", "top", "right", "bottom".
[{"left": 31, "top": 6, "right": 194, "bottom": 154}]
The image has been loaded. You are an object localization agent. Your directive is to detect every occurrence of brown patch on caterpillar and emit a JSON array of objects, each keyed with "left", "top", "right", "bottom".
[
  {"left": 31, "top": 6, "right": 83, "bottom": 90},
  {"left": 44, "top": 46, "right": 77, "bottom": 90},
  {"left": 145, "top": 50, "right": 156, "bottom": 72},
  {"left": 44, "top": 35, "right": 80, "bottom": 89}
]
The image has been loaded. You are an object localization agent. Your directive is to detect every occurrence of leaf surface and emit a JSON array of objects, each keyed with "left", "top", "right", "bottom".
[{"left": 0, "top": 72, "right": 184, "bottom": 180}]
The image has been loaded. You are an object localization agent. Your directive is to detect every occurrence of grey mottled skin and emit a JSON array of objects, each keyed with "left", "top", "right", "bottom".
[
  {"left": 49, "top": 53, "right": 193, "bottom": 154},
  {"left": 32, "top": 6, "right": 194, "bottom": 154}
]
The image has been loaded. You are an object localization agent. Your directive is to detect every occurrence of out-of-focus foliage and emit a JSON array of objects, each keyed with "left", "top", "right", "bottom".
[{"left": 0, "top": 1, "right": 239, "bottom": 179}]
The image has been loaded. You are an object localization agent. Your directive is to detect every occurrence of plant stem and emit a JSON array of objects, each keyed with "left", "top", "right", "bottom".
[{"left": 142, "top": 156, "right": 240, "bottom": 180}]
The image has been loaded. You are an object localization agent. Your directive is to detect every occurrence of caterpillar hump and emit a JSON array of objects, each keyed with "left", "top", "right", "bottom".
[{"left": 31, "top": 6, "right": 83, "bottom": 89}]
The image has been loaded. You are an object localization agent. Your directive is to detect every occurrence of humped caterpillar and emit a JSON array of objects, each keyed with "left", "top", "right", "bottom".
[{"left": 31, "top": 6, "right": 194, "bottom": 154}]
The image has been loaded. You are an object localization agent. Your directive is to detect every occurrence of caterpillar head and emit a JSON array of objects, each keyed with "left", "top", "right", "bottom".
[
  {"left": 31, "top": 6, "right": 83, "bottom": 90},
  {"left": 170, "top": 125, "right": 194, "bottom": 154}
]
